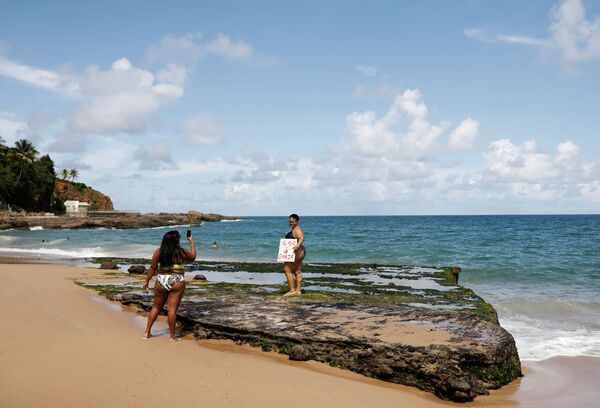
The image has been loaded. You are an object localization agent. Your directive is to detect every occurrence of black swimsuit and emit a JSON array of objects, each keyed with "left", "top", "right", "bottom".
[{"left": 285, "top": 229, "right": 306, "bottom": 256}]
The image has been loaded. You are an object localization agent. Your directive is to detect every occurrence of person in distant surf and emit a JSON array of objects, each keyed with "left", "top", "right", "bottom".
[
  {"left": 212, "top": 241, "right": 219, "bottom": 248},
  {"left": 283, "top": 213, "right": 305, "bottom": 296},
  {"left": 142, "top": 230, "right": 196, "bottom": 341}
]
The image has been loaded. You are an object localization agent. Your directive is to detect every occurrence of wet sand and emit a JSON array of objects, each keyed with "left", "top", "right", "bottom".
[{"left": 1, "top": 262, "right": 598, "bottom": 407}]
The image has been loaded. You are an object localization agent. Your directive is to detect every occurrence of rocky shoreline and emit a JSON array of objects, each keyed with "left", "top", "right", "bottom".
[
  {"left": 82, "top": 259, "right": 522, "bottom": 401},
  {"left": 0, "top": 211, "right": 244, "bottom": 230}
]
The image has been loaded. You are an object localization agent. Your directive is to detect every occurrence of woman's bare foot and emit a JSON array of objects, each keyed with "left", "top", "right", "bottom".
[
  {"left": 169, "top": 337, "right": 181, "bottom": 342},
  {"left": 142, "top": 332, "right": 152, "bottom": 339},
  {"left": 282, "top": 291, "right": 296, "bottom": 297}
]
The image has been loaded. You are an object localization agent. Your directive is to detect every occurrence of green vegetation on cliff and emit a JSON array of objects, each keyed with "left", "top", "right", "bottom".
[
  {"left": 0, "top": 138, "right": 60, "bottom": 212},
  {"left": 0, "top": 137, "right": 112, "bottom": 213}
]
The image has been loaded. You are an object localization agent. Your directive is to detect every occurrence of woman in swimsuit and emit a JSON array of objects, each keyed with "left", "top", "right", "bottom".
[
  {"left": 283, "top": 213, "right": 305, "bottom": 296},
  {"left": 142, "top": 230, "right": 196, "bottom": 341}
]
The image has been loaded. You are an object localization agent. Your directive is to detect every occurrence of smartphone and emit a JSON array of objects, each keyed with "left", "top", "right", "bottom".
[{"left": 186, "top": 229, "right": 192, "bottom": 238}]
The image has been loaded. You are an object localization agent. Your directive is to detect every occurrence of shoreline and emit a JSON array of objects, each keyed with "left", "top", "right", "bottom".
[
  {"left": 1, "top": 260, "right": 599, "bottom": 406},
  {"left": 0, "top": 262, "right": 456, "bottom": 407}
]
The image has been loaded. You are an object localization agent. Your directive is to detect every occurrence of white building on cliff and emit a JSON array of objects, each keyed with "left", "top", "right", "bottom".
[{"left": 64, "top": 200, "right": 89, "bottom": 216}]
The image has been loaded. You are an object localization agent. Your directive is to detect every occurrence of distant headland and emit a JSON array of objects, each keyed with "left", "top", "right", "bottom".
[
  {"left": 0, "top": 138, "right": 243, "bottom": 229},
  {"left": 0, "top": 210, "right": 245, "bottom": 230}
]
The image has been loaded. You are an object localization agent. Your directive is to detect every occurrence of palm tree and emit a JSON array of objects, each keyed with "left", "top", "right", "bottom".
[
  {"left": 15, "top": 139, "right": 38, "bottom": 161},
  {"left": 0, "top": 136, "right": 7, "bottom": 158},
  {"left": 13, "top": 139, "right": 39, "bottom": 186},
  {"left": 61, "top": 169, "right": 69, "bottom": 180},
  {"left": 69, "top": 168, "right": 79, "bottom": 182}
]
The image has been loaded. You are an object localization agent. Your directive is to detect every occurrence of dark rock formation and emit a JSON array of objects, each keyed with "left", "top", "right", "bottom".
[
  {"left": 128, "top": 265, "right": 146, "bottom": 274},
  {"left": 99, "top": 260, "right": 118, "bottom": 270},
  {"left": 193, "top": 274, "right": 207, "bottom": 281},
  {"left": 83, "top": 261, "right": 521, "bottom": 402},
  {"left": 289, "top": 345, "right": 312, "bottom": 361},
  {"left": 0, "top": 211, "right": 245, "bottom": 230}
]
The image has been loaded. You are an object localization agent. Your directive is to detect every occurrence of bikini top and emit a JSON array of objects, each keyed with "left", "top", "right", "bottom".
[
  {"left": 158, "top": 263, "right": 184, "bottom": 271},
  {"left": 285, "top": 229, "right": 305, "bottom": 249}
]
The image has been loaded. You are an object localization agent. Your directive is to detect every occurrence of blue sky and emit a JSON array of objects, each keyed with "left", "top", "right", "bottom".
[{"left": 1, "top": 0, "right": 599, "bottom": 215}]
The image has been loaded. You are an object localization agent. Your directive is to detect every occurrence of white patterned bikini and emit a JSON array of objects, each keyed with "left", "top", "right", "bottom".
[{"left": 156, "top": 263, "right": 185, "bottom": 291}]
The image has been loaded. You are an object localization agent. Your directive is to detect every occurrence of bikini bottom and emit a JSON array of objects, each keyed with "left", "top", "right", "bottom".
[{"left": 156, "top": 274, "right": 185, "bottom": 291}]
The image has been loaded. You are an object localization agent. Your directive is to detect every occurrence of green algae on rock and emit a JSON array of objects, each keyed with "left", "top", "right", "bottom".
[{"left": 82, "top": 259, "right": 522, "bottom": 401}]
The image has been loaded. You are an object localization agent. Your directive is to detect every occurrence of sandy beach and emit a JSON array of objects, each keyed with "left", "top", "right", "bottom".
[{"left": 1, "top": 261, "right": 599, "bottom": 408}]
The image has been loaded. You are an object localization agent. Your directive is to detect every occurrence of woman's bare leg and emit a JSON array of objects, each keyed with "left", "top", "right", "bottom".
[
  {"left": 293, "top": 251, "right": 305, "bottom": 294},
  {"left": 166, "top": 281, "right": 186, "bottom": 340},
  {"left": 283, "top": 262, "right": 296, "bottom": 294},
  {"left": 143, "top": 284, "right": 168, "bottom": 338}
]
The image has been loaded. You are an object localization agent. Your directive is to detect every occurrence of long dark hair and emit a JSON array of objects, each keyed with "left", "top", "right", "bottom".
[{"left": 159, "top": 230, "right": 183, "bottom": 266}]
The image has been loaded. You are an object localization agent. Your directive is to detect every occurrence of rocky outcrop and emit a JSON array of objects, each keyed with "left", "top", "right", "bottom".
[
  {"left": 186, "top": 299, "right": 518, "bottom": 401},
  {"left": 128, "top": 265, "right": 146, "bottom": 274},
  {"left": 55, "top": 180, "right": 113, "bottom": 211},
  {"left": 99, "top": 260, "right": 118, "bottom": 270},
  {"left": 0, "top": 212, "right": 245, "bottom": 230},
  {"left": 85, "top": 261, "right": 522, "bottom": 402}
]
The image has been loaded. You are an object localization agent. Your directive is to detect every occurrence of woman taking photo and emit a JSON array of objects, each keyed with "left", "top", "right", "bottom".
[
  {"left": 142, "top": 230, "right": 196, "bottom": 341},
  {"left": 283, "top": 213, "right": 305, "bottom": 296}
]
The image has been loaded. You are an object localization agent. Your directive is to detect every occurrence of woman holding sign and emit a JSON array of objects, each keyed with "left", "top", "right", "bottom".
[{"left": 283, "top": 213, "right": 305, "bottom": 296}]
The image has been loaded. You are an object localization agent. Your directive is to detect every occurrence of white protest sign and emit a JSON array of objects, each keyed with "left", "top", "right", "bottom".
[{"left": 277, "top": 238, "right": 297, "bottom": 262}]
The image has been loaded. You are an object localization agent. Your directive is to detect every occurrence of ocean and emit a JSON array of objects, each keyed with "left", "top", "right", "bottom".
[{"left": 1, "top": 214, "right": 599, "bottom": 361}]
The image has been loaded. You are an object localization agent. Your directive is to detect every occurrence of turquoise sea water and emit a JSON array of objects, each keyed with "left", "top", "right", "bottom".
[{"left": 1, "top": 215, "right": 599, "bottom": 360}]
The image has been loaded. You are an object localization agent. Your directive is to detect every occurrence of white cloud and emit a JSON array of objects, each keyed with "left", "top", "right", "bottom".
[
  {"left": 147, "top": 32, "right": 278, "bottom": 68},
  {"left": 556, "top": 139, "right": 579, "bottom": 163},
  {"left": 146, "top": 32, "right": 203, "bottom": 67},
  {"left": 2, "top": 32, "right": 276, "bottom": 141},
  {"left": 345, "top": 89, "right": 451, "bottom": 159},
  {"left": 579, "top": 181, "right": 600, "bottom": 202},
  {"left": 355, "top": 65, "right": 379, "bottom": 78},
  {"left": 0, "top": 112, "right": 27, "bottom": 144},
  {"left": 496, "top": 35, "right": 547, "bottom": 46},
  {"left": 69, "top": 58, "right": 183, "bottom": 134},
  {"left": 466, "top": 0, "right": 600, "bottom": 69},
  {"left": 48, "top": 132, "right": 88, "bottom": 153},
  {"left": 56, "top": 159, "right": 92, "bottom": 171},
  {"left": 0, "top": 55, "right": 80, "bottom": 93},
  {"left": 223, "top": 182, "right": 285, "bottom": 205},
  {"left": 80, "top": 143, "right": 133, "bottom": 172},
  {"left": 482, "top": 138, "right": 586, "bottom": 186},
  {"left": 448, "top": 117, "right": 479, "bottom": 151},
  {"left": 156, "top": 63, "right": 188, "bottom": 86},
  {"left": 180, "top": 113, "right": 225, "bottom": 146},
  {"left": 203, "top": 33, "right": 279, "bottom": 66},
  {"left": 548, "top": 0, "right": 600, "bottom": 63},
  {"left": 484, "top": 138, "right": 559, "bottom": 182},
  {"left": 204, "top": 33, "right": 253, "bottom": 60},
  {"left": 134, "top": 139, "right": 178, "bottom": 170},
  {"left": 464, "top": 28, "right": 545, "bottom": 46}
]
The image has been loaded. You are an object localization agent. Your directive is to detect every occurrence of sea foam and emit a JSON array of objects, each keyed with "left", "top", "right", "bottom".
[
  {"left": 501, "top": 316, "right": 600, "bottom": 360},
  {"left": 0, "top": 246, "right": 109, "bottom": 258}
]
